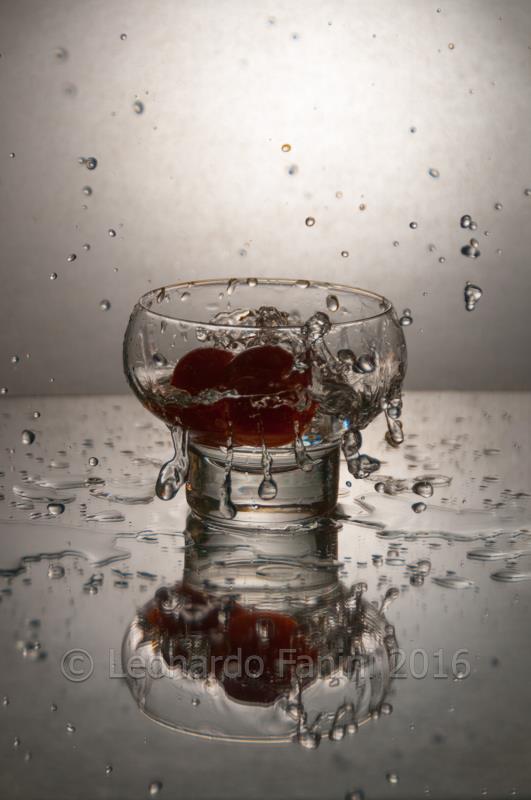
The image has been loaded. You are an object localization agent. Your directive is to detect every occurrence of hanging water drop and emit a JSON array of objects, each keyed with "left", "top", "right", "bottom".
[
  {"left": 258, "top": 442, "right": 277, "bottom": 500},
  {"left": 155, "top": 427, "right": 189, "bottom": 501}
]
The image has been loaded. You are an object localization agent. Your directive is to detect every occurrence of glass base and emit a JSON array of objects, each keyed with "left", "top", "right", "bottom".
[{"left": 186, "top": 439, "right": 340, "bottom": 527}]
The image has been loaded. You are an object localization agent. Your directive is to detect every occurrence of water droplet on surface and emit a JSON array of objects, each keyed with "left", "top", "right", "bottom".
[
  {"left": 53, "top": 46, "right": 68, "bottom": 61},
  {"left": 413, "top": 480, "right": 434, "bottom": 497},
  {"left": 464, "top": 282, "right": 482, "bottom": 311},
  {"left": 148, "top": 782, "right": 163, "bottom": 796},
  {"left": 88, "top": 456, "right": 99, "bottom": 466},
  {"left": 133, "top": 100, "right": 144, "bottom": 114},
  {"left": 409, "top": 221, "right": 418, "bottom": 229},
  {"left": 281, "top": 143, "right": 291, "bottom": 152},
  {"left": 85, "top": 157, "right": 97, "bottom": 170},
  {"left": 354, "top": 354, "right": 376, "bottom": 373},
  {"left": 47, "top": 502, "right": 65, "bottom": 516},
  {"left": 412, "top": 501, "right": 427, "bottom": 513},
  {"left": 433, "top": 575, "right": 475, "bottom": 589},
  {"left": 305, "top": 216, "right": 315, "bottom": 227},
  {"left": 326, "top": 294, "right": 339, "bottom": 312},
  {"left": 428, "top": 168, "right": 440, "bottom": 178},
  {"left": 21, "top": 430, "right": 35, "bottom": 445},
  {"left": 100, "top": 299, "right": 111, "bottom": 311},
  {"left": 47, "top": 564, "right": 65, "bottom": 579}
]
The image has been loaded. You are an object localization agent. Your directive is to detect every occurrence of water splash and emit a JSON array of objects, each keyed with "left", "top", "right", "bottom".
[
  {"left": 219, "top": 435, "right": 236, "bottom": 519},
  {"left": 258, "top": 441, "right": 278, "bottom": 500}
]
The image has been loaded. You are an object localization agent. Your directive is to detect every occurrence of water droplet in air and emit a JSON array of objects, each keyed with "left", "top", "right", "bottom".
[
  {"left": 524, "top": 188, "right": 531, "bottom": 197},
  {"left": 21, "top": 430, "right": 35, "bottom": 445},
  {"left": 460, "top": 214, "right": 472, "bottom": 228},
  {"left": 400, "top": 309, "right": 413, "bottom": 326},
  {"left": 393, "top": 240, "right": 399, "bottom": 247},
  {"left": 47, "top": 502, "right": 65, "bottom": 516},
  {"left": 281, "top": 143, "right": 291, "bottom": 152},
  {"left": 494, "top": 202, "right": 503, "bottom": 210},
  {"left": 191, "top": 697, "right": 200, "bottom": 707},
  {"left": 85, "top": 157, "right": 98, "bottom": 170},
  {"left": 386, "top": 772, "right": 399, "bottom": 784},
  {"left": 82, "top": 186, "right": 92, "bottom": 196},
  {"left": 13, "top": 736, "right": 21, "bottom": 748},
  {"left": 413, "top": 480, "right": 434, "bottom": 497},
  {"left": 82, "top": 243, "right": 90, "bottom": 251},
  {"left": 326, "top": 295, "right": 339, "bottom": 312},
  {"left": 105, "top": 764, "right": 113, "bottom": 775},
  {"left": 305, "top": 216, "right": 315, "bottom": 227},
  {"left": 66, "top": 722, "right": 76, "bottom": 734},
  {"left": 428, "top": 168, "right": 440, "bottom": 178},
  {"left": 412, "top": 501, "right": 427, "bottom": 513},
  {"left": 464, "top": 282, "right": 482, "bottom": 311},
  {"left": 341, "top": 250, "right": 349, "bottom": 257},
  {"left": 67, "top": 253, "right": 77, "bottom": 263},
  {"left": 409, "top": 221, "right": 418, "bottom": 229},
  {"left": 120, "top": 33, "right": 127, "bottom": 40},
  {"left": 410, "top": 126, "right": 417, "bottom": 133},
  {"left": 448, "top": 42, "right": 455, "bottom": 49},
  {"left": 133, "top": 100, "right": 144, "bottom": 114},
  {"left": 438, "top": 256, "right": 446, "bottom": 263},
  {"left": 9, "top": 152, "right": 15, "bottom": 158},
  {"left": 346, "top": 792, "right": 364, "bottom": 800},
  {"left": 100, "top": 299, "right": 111, "bottom": 311},
  {"left": 108, "top": 228, "right": 116, "bottom": 237},
  {"left": 1, "top": 387, "right": 8, "bottom": 395},
  {"left": 50, "top": 272, "right": 58, "bottom": 280},
  {"left": 461, "top": 243, "right": 480, "bottom": 258},
  {"left": 33, "top": 410, "right": 40, "bottom": 418},
  {"left": 148, "top": 782, "right": 163, "bottom": 796},
  {"left": 11, "top": 354, "right": 19, "bottom": 364},
  {"left": 88, "top": 456, "right": 99, "bottom": 466}
]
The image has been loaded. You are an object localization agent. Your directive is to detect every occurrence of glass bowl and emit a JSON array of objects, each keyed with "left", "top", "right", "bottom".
[{"left": 123, "top": 278, "right": 407, "bottom": 525}]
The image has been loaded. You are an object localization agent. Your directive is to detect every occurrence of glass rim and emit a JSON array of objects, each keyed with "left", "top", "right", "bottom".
[{"left": 138, "top": 278, "right": 394, "bottom": 331}]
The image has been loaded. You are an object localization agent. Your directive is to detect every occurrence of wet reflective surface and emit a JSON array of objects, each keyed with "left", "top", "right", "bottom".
[{"left": 1, "top": 391, "right": 530, "bottom": 799}]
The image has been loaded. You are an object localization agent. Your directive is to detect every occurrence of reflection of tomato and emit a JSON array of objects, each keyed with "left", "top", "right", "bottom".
[
  {"left": 165, "top": 345, "right": 316, "bottom": 447},
  {"left": 142, "top": 583, "right": 316, "bottom": 705},
  {"left": 218, "top": 606, "right": 316, "bottom": 705}
]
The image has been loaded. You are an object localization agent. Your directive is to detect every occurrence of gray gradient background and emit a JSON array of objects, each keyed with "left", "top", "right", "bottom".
[{"left": 1, "top": 0, "right": 531, "bottom": 395}]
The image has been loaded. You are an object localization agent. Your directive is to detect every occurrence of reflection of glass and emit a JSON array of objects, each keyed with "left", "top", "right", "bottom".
[
  {"left": 123, "top": 279, "right": 406, "bottom": 525},
  {"left": 122, "top": 517, "right": 399, "bottom": 745}
]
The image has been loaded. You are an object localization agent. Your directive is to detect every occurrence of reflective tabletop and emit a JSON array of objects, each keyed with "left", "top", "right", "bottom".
[{"left": 0, "top": 391, "right": 529, "bottom": 799}]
